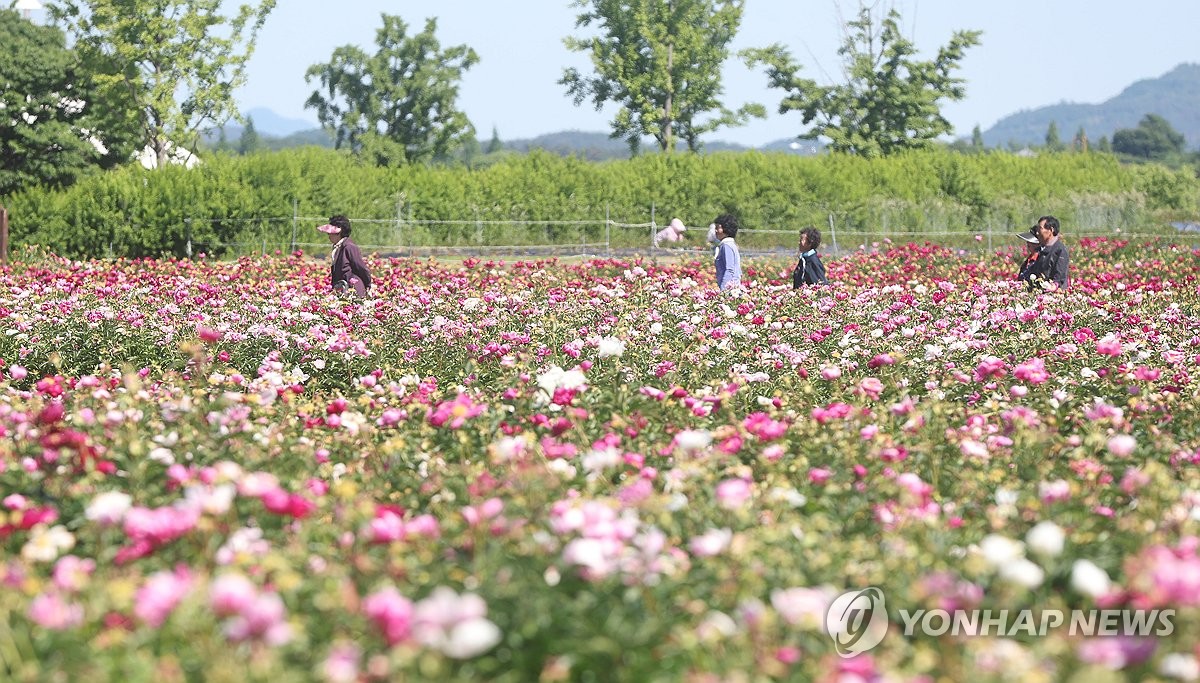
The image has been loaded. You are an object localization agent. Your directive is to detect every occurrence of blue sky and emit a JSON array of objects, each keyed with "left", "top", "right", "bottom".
[{"left": 230, "top": 0, "right": 1199, "bottom": 145}]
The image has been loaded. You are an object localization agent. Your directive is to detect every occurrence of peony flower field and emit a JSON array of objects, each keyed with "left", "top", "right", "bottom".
[{"left": 3, "top": 238, "right": 1200, "bottom": 682}]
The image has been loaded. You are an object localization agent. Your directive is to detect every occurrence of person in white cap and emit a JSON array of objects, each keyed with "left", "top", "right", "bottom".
[
  {"left": 317, "top": 215, "right": 372, "bottom": 296},
  {"left": 653, "top": 218, "right": 688, "bottom": 247}
]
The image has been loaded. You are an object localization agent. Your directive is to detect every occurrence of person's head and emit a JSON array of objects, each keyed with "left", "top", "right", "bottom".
[
  {"left": 799, "top": 226, "right": 821, "bottom": 252},
  {"left": 713, "top": 214, "right": 739, "bottom": 239},
  {"left": 1034, "top": 215, "right": 1060, "bottom": 244},
  {"left": 329, "top": 215, "right": 351, "bottom": 239}
]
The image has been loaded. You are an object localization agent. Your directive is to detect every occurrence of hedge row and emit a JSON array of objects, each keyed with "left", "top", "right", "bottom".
[{"left": 4, "top": 147, "right": 1198, "bottom": 258}]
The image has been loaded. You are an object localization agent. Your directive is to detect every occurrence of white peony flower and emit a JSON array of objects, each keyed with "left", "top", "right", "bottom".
[
  {"left": 1025, "top": 521, "right": 1065, "bottom": 558},
  {"left": 85, "top": 491, "right": 133, "bottom": 526},
  {"left": 1070, "top": 559, "right": 1112, "bottom": 599},
  {"left": 979, "top": 534, "right": 1025, "bottom": 567},
  {"left": 998, "top": 558, "right": 1045, "bottom": 588}
]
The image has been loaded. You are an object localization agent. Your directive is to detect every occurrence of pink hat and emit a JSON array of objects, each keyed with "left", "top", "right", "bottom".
[
  {"left": 669, "top": 218, "right": 686, "bottom": 232},
  {"left": 316, "top": 223, "right": 341, "bottom": 234}
]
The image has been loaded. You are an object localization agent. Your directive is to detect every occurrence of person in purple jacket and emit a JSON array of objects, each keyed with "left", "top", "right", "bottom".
[{"left": 316, "top": 215, "right": 372, "bottom": 297}]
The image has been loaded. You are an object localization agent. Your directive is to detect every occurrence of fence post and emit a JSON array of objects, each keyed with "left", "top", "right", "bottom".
[
  {"left": 828, "top": 212, "right": 838, "bottom": 255},
  {"left": 650, "top": 203, "right": 656, "bottom": 250},
  {"left": 0, "top": 204, "right": 8, "bottom": 265},
  {"left": 290, "top": 198, "right": 298, "bottom": 254},
  {"left": 605, "top": 204, "right": 611, "bottom": 257},
  {"left": 395, "top": 194, "right": 405, "bottom": 258},
  {"left": 986, "top": 219, "right": 992, "bottom": 252},
  {"left": 185, "top": 218, "right": 192, "bottom": 258}
]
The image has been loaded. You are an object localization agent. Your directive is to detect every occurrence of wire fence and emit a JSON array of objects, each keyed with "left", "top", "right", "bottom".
[{"left": 176, "top": 200, "right": 1200, "bottom": 261}]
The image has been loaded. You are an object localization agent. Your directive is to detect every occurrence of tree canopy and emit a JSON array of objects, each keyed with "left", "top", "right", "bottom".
[
  {"left": 49, "top": 0, "right": 276, "bottom": 169},
  {"left": 744, "top": 6, "right": 979, "bottom": 157},
  {"left": 1112, "top": 114, "right": 1187, "bottom": 161},
  {"left": 560, "top": 0, "right": 765, "bottom": 153},
  {"left": 0, "top": 8, "right": 133, "bottom": 196},
  {"left": 305, "top": 15, "right": 479, "bottom": 165}
]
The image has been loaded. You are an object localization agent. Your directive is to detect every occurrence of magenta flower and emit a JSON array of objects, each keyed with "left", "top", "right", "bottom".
[
  {"left": 363, "top": 586, "right": 414, "bottom": 646},
  {"left": 715, "top": 478, "right": 753, "bottom": 510},
  {"left": 134, "top": 567, "right": 193, "bottom": 627},
  {"left": 428, "top": 393, "right": 486, "bottom": 429},
  {"left": 27, "top": 592, "right": 83, "bottom": 630}
]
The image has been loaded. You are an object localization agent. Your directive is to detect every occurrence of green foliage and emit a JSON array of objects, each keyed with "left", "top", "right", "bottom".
[
  {"left": 1112, "top": 114, "right": 1188, "bottom": 161},
  {"left": 1044, "top": 121, "right": 1064, "bottom": 152},
  {"left": 7, "top": 147, "right": 1191, "bottom": 258},
  {"left": 304, "top": 15, "right": 478, "bottom": 164},
  {"left": 237, "top": 116, "right": 263, "bottom": 155},
  {"left": 0, "top": 9, "right": 128, "bottom": 197},
  {"left": 561, "top": 0, "right": 764, "bottom": 153},
  {"left": 743, "top": 6, "right": 980, "bottom": 157},
  {"left": 49, "top": 0, "right": 276, "bottom": 169}
]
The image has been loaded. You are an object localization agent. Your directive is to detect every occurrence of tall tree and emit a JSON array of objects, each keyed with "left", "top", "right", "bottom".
[
  {"left": 1073, "top": 126, "right": 1088, "bottom": 153},
  {"left": 0, "top": 8, "right": 134, "bottom": 196},
  {"left": 560, "top": 0, "right": 765, "bottom": 154},
  {"left": 49, "top": 0, "right": 276, "bottom": 169},
  {"left": 1111, "top": 114, "right": 1187, "bottom": 160},
  {"left": 305, "top": 15, "right": 478, "bottom": 165},
  {"left": 971, "top": 125, "right": 984, "bottom": 152},
  {"left": 237, "top": 116, "right": 262, "bottom": 155},
  {"left": 743, "top": 6, "right": 979, "bottom": 157},
  {"left": 1044, "top": 121, "right": 1063, "bottom": 151},
  {"left": 486, "top": 126, "right": 503, "bottom": 154}
]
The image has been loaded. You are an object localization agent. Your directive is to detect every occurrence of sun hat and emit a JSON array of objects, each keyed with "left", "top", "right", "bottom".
[
  {"left": 669, "top": 218, "right": 686, "bottom": 232},
  {"left": 316, "top": 223, "right": 341, "bottom": 234},
  {"left": 1015, "top": 225, "right": 1039, "bottom": 243}
]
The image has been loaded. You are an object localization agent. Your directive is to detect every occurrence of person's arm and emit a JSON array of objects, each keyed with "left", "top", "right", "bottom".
[
  {"left": 1048, "top": 246, "right": 1069, "bottom": 289},
  {"left": 720, "top": 244, "right": 741, "bottom": 290},
  {"left": 344, "top": 242, "right": 372, "bottom": 288}
]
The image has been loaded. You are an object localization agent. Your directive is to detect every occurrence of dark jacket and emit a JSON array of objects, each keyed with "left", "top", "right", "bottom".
[
  {"left": 331, "top": 239, "right": 372, "bottom": 296},
  {"left": 792, "top": 251, "right": 828, "bottom": 288},
  {"left": 1017, "top": 250, "right": 1040, "bottom": 283},
  {"left": 1027, "top": 240, "right": 1069, "bottom": 290}
]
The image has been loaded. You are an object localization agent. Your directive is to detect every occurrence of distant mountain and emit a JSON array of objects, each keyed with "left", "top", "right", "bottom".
[
  {"left": 502, "top": 130, "right": 821, "bottom": 159},
  {"left": 243, "top": 107, "right": 319, "bottom": 137},
  {"left": 981, "top": 63, "right": 1200, "bottom": 149}
]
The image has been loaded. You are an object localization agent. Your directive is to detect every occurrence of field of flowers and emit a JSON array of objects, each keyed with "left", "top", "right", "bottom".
[{"left": 2, "top": 238, "right": 1200, "bottom": 682}]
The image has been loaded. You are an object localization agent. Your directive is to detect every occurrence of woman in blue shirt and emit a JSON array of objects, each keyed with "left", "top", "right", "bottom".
[{"left": 712, "top": 214, "right": 742, "bottom": 292}]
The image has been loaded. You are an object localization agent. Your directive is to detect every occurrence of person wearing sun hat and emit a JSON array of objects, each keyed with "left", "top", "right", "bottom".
[
  {"left": 653, "top": 217, "right": 688, "bottom": 248},
  {"left": 317, "top": 215, "right": 372, "bottom": 297},
  {"left": 1015, "top": 225, "right": 1042, "bottom": 284}
]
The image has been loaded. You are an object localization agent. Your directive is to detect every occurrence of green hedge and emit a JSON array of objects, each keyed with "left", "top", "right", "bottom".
[{"left": 4, "top": 147, "right": 1197, "bottom": 258}]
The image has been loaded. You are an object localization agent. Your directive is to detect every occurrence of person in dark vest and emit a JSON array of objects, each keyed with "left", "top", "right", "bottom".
[
  {"left": 792, "top": 226, "right": 828, "bottom": 288},
  {"left": 1028, "top": 215, "right": 1070, "bottom": 291},
  {"left": 317, "top": 215, "right": 372, "bottom": 297}
]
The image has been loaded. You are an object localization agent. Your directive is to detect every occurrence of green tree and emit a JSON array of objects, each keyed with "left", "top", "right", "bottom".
[
  {"left": 1074, "top": 126, "right": 1088, "bottom": 153},
  {"left": 971, "top": 125, "right": 984, "bottom": 152},
  {"left": 1111, "top": 114, "right": 1187, "bottom": 161},
  {"left": 560, "top": 0, "right": 765, "bottom": 154},
  {"left": 486, "top": 126, "right": 503, "bottom": 154},
  {"left": 237, "top": 116, "right": 262, "bottom": 155},
  {"left": 0, "top": 8, "right": 95, "bottom": 196},
  {"left": 743, "top": 6, "right": 979, "bottom": 157},
  {"left": 1096, "top": 135, "right": 1111, "bottom": 153},
  {"left": 1044, "top": 121, "right": 1063, "bottom": 151},
  {"left": 0, "top": 8, "right": 136, "bottom": 196},
  {"left": 49, "top": 0, "right": 275, "bottom": 169},
  {"left": 305, "top": 15, "right": 478, "bottom": 165}
]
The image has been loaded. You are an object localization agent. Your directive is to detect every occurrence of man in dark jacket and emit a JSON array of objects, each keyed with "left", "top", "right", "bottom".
[{"left": 1029, "top": 215, "right": 1069, "bottom": 291}]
